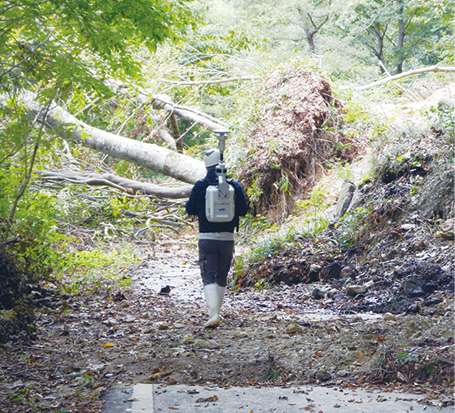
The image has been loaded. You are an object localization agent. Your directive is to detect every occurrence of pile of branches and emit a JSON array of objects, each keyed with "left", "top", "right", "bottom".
[{"left": 238, "top": 62, "right": 359, "bottom": 220}]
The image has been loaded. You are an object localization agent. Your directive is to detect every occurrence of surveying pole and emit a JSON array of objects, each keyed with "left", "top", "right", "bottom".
[{"left": 213, "top": 130, "right": 231, "bottom": 196}]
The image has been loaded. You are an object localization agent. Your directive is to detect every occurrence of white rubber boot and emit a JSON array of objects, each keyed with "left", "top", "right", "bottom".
[
  {"left": 203, "top": 284, "right": 220, "bottom": 328},
  {"left": 217, "top": 286, "right": 226, "bottom": 315}
]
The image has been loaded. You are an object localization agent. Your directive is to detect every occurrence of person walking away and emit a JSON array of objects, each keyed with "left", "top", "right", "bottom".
[{"left": 185, "top": 149, "right": 248, "bottom": 328}]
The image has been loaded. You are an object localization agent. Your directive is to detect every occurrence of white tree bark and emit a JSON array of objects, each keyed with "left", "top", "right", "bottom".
[
  {"left": 19, "top": 91, "right": 206, "bottom": 184},
  {"left": 438, "top": 98, "right": 455, "bottom": 108},
  {"left": 151, "top": 94, "right": 227, "bottom": 131},
  {"left": 356, "top": 65, "right": 455, "bottom": 91},
  {"left": 38, "top": 170, "right": 193, "bottom": 198}
]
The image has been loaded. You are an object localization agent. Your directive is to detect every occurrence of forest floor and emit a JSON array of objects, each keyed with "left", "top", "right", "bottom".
[
  {"left": 0, "top": 238, "right": 453, "bottom": 413},
  {"left": 1, "top": 84, "right": 454, "bottom": 412}
]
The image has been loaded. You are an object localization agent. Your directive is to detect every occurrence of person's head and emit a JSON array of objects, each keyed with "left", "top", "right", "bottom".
[{"left": 204, "top": 149, "right": 220, "bottom": 169}]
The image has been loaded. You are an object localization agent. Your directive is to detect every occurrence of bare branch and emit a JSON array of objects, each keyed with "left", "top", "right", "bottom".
[
  {"left": 37, "top": 169, "right": 193, "bottom": 198},
  {"left": 356, "top": 66, "right": 455, "bottom": 91}
]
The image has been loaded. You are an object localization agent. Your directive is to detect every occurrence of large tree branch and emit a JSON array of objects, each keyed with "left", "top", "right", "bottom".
[
  {"left": 16, "top": 90, "right": 206, "bottom": 184},
  {"left": 37, "top": 170, "right": 193, "bottom": 198},
  {"left": 151, "top": 94, "right": 227, "bottom": 131},
  {"left": 356, "top": 65, "right": 455, "bottom": 91}
]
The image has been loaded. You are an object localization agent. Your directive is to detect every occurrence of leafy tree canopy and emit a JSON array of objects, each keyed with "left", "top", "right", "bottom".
[{"left": 1, "top": 0, "right": 199, "bottom": 97}]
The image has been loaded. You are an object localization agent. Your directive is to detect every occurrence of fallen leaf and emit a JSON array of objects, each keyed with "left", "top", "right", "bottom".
[
  {"left": 377, "top": 336, "right": 386, "bottom": 341},
  {"left": 315, "top": 352, "right": 323, "bottom": 357},
  {"left": 195, "top": 396, "right": 218, "bottom": 403},
  {"left": 148, "top": 371, "right": 171, "bottom": 380},
  {"left": 103, "top": 343, "right": 115, "bottom": 348}
]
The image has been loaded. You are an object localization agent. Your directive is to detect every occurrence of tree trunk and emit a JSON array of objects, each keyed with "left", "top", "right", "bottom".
[
  {"left": 396, "top": 0, "right": 405, "bottom": 74},
  {"left": 304, "top": 28, "right": 316, "bottom": 54},
  {"left": 438, "top": 98, "right": 455, "bottom": 108},
  {"left": 19, "top": 91, "right": 206, "bottom": 185}
]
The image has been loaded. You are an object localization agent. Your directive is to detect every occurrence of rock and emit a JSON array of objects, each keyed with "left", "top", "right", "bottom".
[
  {"left": 304, "top": 369, "right": 316, "bottom": 377},
  {"left": 315, "top": 371, "right": 331, "bottom": 381},
  {"left": 423, "top": 295, "right": 443, "bottom": 307},
  {"left": 94, "top": 386, "right": 105, "bottom": 395},
  {"left": 311, "top": 288, "right": 325, "bottom": 300},
  {"left": 103, "top": 318, "right": 118, "bottom": 327},
  {"left": 285, "top": 323, "right": 303, "bottom": 334},
  {"left": 340, "top": 265, "right": 353, "bottom": 278},
  {"left": 408, "top": 287, "right": 425, "bottom": 298},
  {"left": 337, "top": 370, "right": 349, "bottom": 377},
  {"left": 435, "top": 218, "right": 455, "bottom": 239},
  {"left": 158, "top": 323, "right": 170, "bottom": 330},
  {"left": 234, "top": 332, "right": 249, "bottom": 339},
  {"left": 346, "top": 285, "right": 366, "bottom": 296},
  {"left": 193, "top": 339, "right": 220, "bottom": 349},
  {"left": 322, "top": 262, "right": 342, "bottom": 280},
  {"left": 407, "top": 304, "right": 420, "bottom": 314},
  {"left": 383, "top": 312, "right": 398, "bottom": 321},
  {"left": 333, "top": 180, "right": 356, "bottom": 221},
  {"left": 365, "top": 280, "right": 375, "bottom": 289}
]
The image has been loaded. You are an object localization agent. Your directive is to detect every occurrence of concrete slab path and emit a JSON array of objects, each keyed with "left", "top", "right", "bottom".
[{"left": 102, "top": 383, "right": 452, "bottom": 412}]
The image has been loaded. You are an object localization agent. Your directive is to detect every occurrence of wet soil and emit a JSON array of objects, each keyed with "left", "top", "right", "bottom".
[{"left": 0, "top": 244, "right": 453, "bottom": 412}]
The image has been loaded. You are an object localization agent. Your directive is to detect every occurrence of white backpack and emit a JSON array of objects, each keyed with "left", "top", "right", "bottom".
[{"left": 205, "top": 183, "right": 235, "bottom": 222}]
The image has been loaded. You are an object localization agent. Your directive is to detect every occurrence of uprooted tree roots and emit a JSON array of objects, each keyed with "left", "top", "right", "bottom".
[{"left": 238, "top": 62, "right": 360, "bottom": 221}]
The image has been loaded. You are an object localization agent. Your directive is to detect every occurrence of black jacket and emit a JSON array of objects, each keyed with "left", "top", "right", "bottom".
[{"left": 185, "top": 168, "right": 249, "bottom": 233}]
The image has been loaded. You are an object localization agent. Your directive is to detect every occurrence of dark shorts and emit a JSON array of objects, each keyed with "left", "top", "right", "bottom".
[{"left": 198, "top": 239, "right": 234, "bottom": 287}]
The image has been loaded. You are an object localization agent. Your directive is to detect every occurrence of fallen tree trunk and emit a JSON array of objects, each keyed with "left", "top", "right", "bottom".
[
  {"left": 356, "top": 65, "right": 455, "bottom": 91},
  {"left": 438, "top": 98, "right": 455, "bottom": 108},
  {"left": 18, "top": 91, "right": 206, "bottom": 185},
  {"left": 37, "top": 170, "right": 193, "bottom": 198}
]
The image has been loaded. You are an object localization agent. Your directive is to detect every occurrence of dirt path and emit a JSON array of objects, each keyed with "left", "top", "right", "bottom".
[{"left": 0, "top": 242, "right": 453, "bottom": 412}]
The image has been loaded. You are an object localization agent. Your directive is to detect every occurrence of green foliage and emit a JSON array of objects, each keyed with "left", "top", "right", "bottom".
[
  {"left": 249, "top": 226, "right": 299, "bottom": 264},
  {"left": 395, "top": 348, "right": 419, "bottom": 364},
  {"left": 339, "top": 0, "right": 454, "bottom": 74},
  {"left": 0, "top": 0, "right": 199, "bottom": 287},
  {"left": 59, "top": 243, "right": 138, "bottom": 295},
  {"left": 335, "top": 206, "right": 370, "bottom": 248},
  {"left": 1, "top": 0, "right": 199, "bottom": 94},
  {"left": 426, "top": 105, "right": 455, "bottom": 147},
  {"left": 295, "top": 186, "right": 330, "bottom": 234}
]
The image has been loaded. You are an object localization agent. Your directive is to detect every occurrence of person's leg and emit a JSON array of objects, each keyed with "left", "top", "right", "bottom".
[
  {"left": 198, "top": 239, "right": 221, "bottom": 328},
  {"left": 215, "top": 240, "right": 234, "bottom": 314}
]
